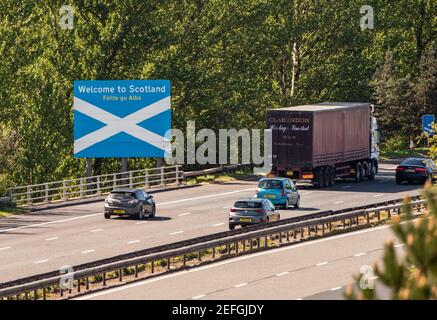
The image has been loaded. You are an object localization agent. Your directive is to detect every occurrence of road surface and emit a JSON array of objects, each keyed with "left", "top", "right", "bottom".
[{"left": 0, "top": 164, "right": 418, "bottom": 283}]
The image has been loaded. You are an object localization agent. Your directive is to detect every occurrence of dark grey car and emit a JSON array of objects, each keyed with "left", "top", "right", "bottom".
[
  {"left": 229, "top": 198, "right": 280, "bottom": 230},
  {"left": 104, "top": 189, "right": 156, "bottom": 219}
]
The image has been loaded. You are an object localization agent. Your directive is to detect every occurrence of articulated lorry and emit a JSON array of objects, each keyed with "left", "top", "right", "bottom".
[{"left": 266, "top": 102, "right": 379, "bottom": 187}]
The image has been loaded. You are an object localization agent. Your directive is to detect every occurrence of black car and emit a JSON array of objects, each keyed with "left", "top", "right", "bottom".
[
  {"left": 395, "top": 158, "right": 437, "bottom": 184},
  {"left": 104, "top": 189, "right": 156, "bottom": 219}
]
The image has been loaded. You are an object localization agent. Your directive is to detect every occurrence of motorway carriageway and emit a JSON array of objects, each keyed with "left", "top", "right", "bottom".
[
  {"left": 78, "top": 219, "right": 404, "bottom": 300},
  {"left": 0, "top": 164, "right": 420, "bottom": 283}
]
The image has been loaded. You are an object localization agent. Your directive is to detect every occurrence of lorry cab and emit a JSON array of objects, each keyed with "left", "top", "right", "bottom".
[{"left": 255, "top": 178, "right": 300, "bottom": 209}]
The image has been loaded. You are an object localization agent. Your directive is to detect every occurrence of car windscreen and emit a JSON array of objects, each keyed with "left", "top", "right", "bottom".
[
  {"left": 401, "top": 159, "right": 426, "bottom": 166},
  {"left": 109, "top": 192, "right": 135, "bottom": 200},
  {"left": 258, "top": 180, "right": 283, "bottom": 190},
  {"left": 234, "top": 201, "right": 263, "bottom": 208}
]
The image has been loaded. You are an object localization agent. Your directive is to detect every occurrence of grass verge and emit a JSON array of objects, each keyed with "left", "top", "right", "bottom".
[
  {"left": 380, "top": 147, "right": 428, "bottom": 160},
  {"left": 185, "top": 169, "right": 256, "bottom": 185},
  {"left": 0, "top": 206, "right": 29, "bottom": 218}
]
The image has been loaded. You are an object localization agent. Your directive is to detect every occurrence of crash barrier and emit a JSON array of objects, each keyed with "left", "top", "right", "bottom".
[{"left": 0, "top": 196, "right": 424, "bottom": 300}]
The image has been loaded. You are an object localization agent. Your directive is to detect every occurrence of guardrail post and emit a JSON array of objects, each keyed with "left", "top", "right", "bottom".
[
  {"left": 175, "top": 166, "right": 180, "bottom": 185},
  {"left": 113, "top": 173, "right": 117, "bottom": 188},
  {"left": 80, "top": 178, "right": 84, "bottom": 198},
  {"left": 145, "top": 169, "right": 149, "bottom": 188},
  {"left": 161, "top": 167, "right": 165, "bottom": 186},
  {"left": 129, "top": 172, "right": 133, "bottom": 189},
  {"left": 96, "top": 176, "right": 101, "bottom": 195},
  {"left": 44, "top": 183, "right": 49, "bottom": 203},
  {"left": 62, "top": 181, "right": 67, "bottom": 200},
  {"left": 27, "top": 186, "right": 31, "bottom": 206},
  {"left": 151, "top": 261, "right": 154, "bottom": 274}
]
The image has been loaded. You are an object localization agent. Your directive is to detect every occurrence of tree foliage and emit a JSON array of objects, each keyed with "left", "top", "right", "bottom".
[{"left": 0, "top": 0, "right": 435, "bottom": 190}]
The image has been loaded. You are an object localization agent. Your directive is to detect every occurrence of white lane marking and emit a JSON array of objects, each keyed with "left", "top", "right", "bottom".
[
  {"left": 192, "top": 295, "right": 205, "bottom": 300},
  {"left": 45, "top": 237, "right": 59, "bottom": 241},
  {"left": 170, "top": 231, "right": 184, "bottom": 235},
  {"left": 373, "top": 194, "right": 384, "bottom": 198},
  {"left": 127, "top": 240, "right": 140, "bottom": 244},
  {"left": 334, "top": 201, "right": 345, "bottom": 204},
  {"left": 157, "top": 188, "right": 256, "bottom": 207},
  {"left": 316, "top": 262, "right": 328, "bottom": 266},
  {"left": 234, "top": 283, "right": 248, "bottom": 288},
  {"left": 354, "top": 252, "right": 366, "bottom": 257},
  {"left": 301, "top": 192, "right": 313, "bottom": 195},
  {"left": 34, "top": 259, "right": 48, "bottom": 264},
  {"left": 394, "top": 244, "right": 405, "bottom": 248},
  {"left": 330, "top": 287, "right": 342, "bottom": 291},
  {"left": 178, "top": 212, "right": 191, "bottom": 217},
  {"left": 0, "top": 213, "right": 102, "bottom": 234},
  {"left": 379, "top": 180, "right": 389, "bottom": 183},
  {"left": 342, "top": 186, "right": 351, "bottom": 189},
  {"left": 223, "top": 206, "right": 232, "bottom": 209},
  {"left": 276, "top": 272, "right": 289, "bottom": 277},
  {"left": 296, "top": 298, "right": 304, "bottom": 300},
  {"left": 81, "top": 249, "right": 95, "bottom": 254},
  {"left": 212, "top": 223, "right": 225, "bottom": 227},
  {"left": 90, "top": 229, "right": 103, "bottom": 233},
  {"left": 1, "top": 188, "right": 256, "bottom": 234},
  {"left": 76, "top": 222, "right": 406, "bottom": 300},
  {"left": 0, "top": 246, "right": 12, "bottom": 251},
  {"left": 136, "top": 221, "right": 148, "bottom": 225}
]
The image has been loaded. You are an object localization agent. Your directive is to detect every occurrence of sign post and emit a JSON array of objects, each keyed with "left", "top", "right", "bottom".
[{"left": 422, "top": 114, "right": 435, "bottom": 147}]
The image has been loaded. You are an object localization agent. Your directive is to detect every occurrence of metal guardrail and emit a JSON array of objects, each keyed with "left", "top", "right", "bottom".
[
  {"left": 8, "top": 165, "right": 182, "bottom": 207},
  {"left": 5, "top": 164, "right": 252, "bottom": 207},
  {"left": 0, "top": 196, "right": 425, "bottom": 300}
]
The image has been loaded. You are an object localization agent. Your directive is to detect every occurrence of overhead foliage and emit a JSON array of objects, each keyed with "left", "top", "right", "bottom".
[{"left": 0, "top": 0, "right": 435, "bottom": 189}]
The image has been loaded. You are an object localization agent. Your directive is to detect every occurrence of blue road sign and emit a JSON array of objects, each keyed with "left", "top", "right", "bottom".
[
  {"left": 73, "top": 80, "right": 171, "bottom": 158},
  {"left": 422, "top": 114, "right": 435, "bottom": 135}
]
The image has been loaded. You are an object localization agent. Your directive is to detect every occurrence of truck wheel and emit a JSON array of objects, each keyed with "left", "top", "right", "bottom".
[
  {"left": 355, "top": 163, "right": 363, "bottom": 182},
  {"left": 325, "top": 168, "right": 331, "bottom": 187},
  {"left": 367, "top": 161, "right": 376, "bottom": 180},
  {"left": 330, "top": 167, "right": 336, "bottom": 185},
  {"left": 319, "top": 168, "right": 326, "bottom": 188}
]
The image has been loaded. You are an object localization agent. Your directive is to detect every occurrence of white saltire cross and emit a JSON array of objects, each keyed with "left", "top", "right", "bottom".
[{"left": 74, "top": 96, "right": 171, "bottom": 154}]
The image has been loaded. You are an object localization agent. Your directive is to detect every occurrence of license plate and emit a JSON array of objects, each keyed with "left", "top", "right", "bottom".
[
  {"left": 240, "top": 218, "right": 252, "bottom": 223},
  {"left": 287, "top": 171, "right": 293, "bottom": 176},
  {"left": 405, "top": 169, "right": 415, "bottom": 173},
  {"left": 264, "top": 194, "right": 275, "bottom": 199},
  {"left": 113, "top": 209, "right": 125, "bottom": 214}
]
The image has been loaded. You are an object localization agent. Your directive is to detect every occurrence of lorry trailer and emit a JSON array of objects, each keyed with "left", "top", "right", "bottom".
[{"left": 266, "top": 102, "right": 379, "bottom": 187}]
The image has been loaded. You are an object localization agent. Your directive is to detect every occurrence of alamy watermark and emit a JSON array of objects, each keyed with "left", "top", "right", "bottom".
[
  {"left": 360, "top": 5, "right": 374, "bottom": 31},
  {"left": 59, "top": 5, "right": 74, "bottom": 30}
]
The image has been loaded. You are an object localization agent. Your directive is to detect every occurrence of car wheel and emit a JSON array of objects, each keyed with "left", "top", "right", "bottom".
[
  {"left": 294, "top": 196, "right": 300, "bottom": 208},
  {"left": 283, "top": 198, "right": 289, "bottom": 209},
  {"left": 229, "top": 225, "right": 235, "bottom": 230},
  {"left": 138, "top": 207, "right": 146, "bottom": 220},
  {"left": 104, "top": 213, "right": 111, "bottom": 219},
  {"left": 149, "top": 205, "right": 156, "bottom": 218}
]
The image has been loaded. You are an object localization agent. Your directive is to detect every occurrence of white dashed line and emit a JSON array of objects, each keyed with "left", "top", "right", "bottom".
[
  {"left": 45, "top": 237, "right": 59, "bottom": 241},
  {"left": 34, "top": 259, "right": 48, "bottom": 264},
  {"left": 81, "top": 249, "right": 95, "bottom": 254},
  {"left": 373, "top": 194, "right": 384, "bottom": 197},
  {"left": 178, "top": 212, "right": 191, "bottom": 217},
  {"left": 90, "top": 229, "right": 103, "bottom": 233},
  {"left": 354, "top": 252, "right": 366, "bottom": 257},
  {"left": 379, "top": 180, "right": 389, "bottom": 183},
  {"left": 316, "top": 262, "right": 328, "bottom": 266},
  {"left": 212, "top": 223, "right": 225, "bottom": 227},
  {"left": 136, "top": 221, "right": 148, "bottom": 225},
  {"left": 170, "top": 231, "right": 184, "bottom": 235},
  {"left": 330, "top": 287, "right": 342, "bottom": 291},
  {"left": 334, "top": 201, "right": 345, "bottom": 204},
  {"left": 192, "top": 295, "right": 205, "bottom": 300},
  {"left": 301, "top": 192, "right": 313, "bottom": 195},
  {"left": 342, "top": 186, "right": 351, "bottom": 189},
  {"left": 296, "top": 298, "right": 304, "bottom": 300},
  {"left": 0, "top": 246, "right": 11, "bottom": 251},
  {"left": 234, "top": 283, "right": 248, "bottom": 288},
  {"left": 394, "top": 244, "right": 405, "bottom": 248},
  {"left": 276, "top": 272, "right": 289, "bottom": 277},
  {"left": 127, "top": 240, "right": 140, "bottom": 244},
  {"left": 223, "top": 206, "right": 232, "bottom": 209}
]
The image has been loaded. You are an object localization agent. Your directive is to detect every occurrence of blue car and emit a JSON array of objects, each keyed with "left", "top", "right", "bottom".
[{"left": 255, "top": 178, "right": 300, "bottom": 209}]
